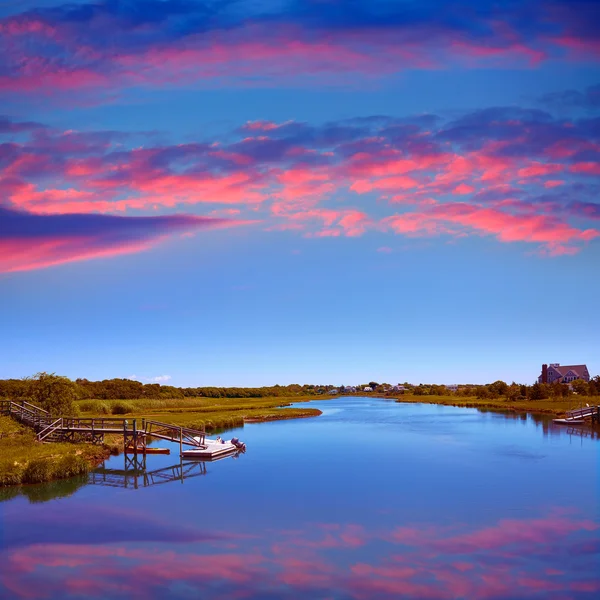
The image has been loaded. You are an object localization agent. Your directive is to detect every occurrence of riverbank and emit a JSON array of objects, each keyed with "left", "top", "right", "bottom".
[
  {"left": 0, "top": 396, "right": 324, "bottom": 487},
  {"left": 0, "top": 416, "right": 113, "bottom": 487},
  {"left": 75, "top": 395, "right": 324, "bottom": 431},
  {"left": 390, "top": 394, "right": 597, "bottom": 416}
]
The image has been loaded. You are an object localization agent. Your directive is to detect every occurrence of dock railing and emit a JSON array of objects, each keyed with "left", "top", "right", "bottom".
[{"left": 565, "top": 405, "right": 600, "bottom": 420}]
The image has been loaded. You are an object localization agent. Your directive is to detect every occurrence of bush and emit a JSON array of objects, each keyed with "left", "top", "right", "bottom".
[
  {"left": 28, "top": 372, "right": 79, "bottom": 416},
  {"left": 23, "top": 459, "right": 54, "bottom": 484},
  {"left": 111, "top": 401, "right": 134, "bottom": 415},
  {"left": 79, "top": 400, "right": 111, "bottom": 414},
  {"left": 55, "top": 454, "right": 88, "bottom": 479}
]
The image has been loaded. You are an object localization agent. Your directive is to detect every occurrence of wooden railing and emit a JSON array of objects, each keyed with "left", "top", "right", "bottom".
[
  {"left": 565, "top": 405, "right": 599, "bottom": 419},
  {"left": 1, "top": 400, "right": 52, "bottom": 429},
  {"left": 37, "top": 418, "right": 64, "bottom": 442},
  {"left": 2, "top": 401, "right": 207, "bottom": 448}
]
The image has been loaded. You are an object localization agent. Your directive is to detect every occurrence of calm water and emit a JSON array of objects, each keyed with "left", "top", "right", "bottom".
[{"left": 1, "top": 398, "right": 599, "bottom": 599}]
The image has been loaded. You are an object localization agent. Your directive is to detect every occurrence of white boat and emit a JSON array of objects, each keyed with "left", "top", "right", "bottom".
[{"left": 182, "top": 436, "right": 246, "bottom": 460}]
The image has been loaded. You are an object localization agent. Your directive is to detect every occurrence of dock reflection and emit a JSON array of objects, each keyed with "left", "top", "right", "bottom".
[{"left": 89, "top": 451, "right": 242, "bottom": 489}]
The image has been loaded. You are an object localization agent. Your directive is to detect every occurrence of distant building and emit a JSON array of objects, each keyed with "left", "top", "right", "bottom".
[
  {"left": 538, "top": 363, "right": 590, "bottom": 384},
  {"left": 393, "top": 384, "right": 406, "bottom": 392},
  {"left": 446, "top": 384, "right": 458, "bottom": 392},
  {"left": 329, "top": 388, "right": 339, "bottom": 394},
  {"left": 363, "top": 386, "right": 373, "bottom": 392}
]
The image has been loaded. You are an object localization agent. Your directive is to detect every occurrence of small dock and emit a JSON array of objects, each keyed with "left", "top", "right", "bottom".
[
  {"left": 182, "top": 444, "right": 238, "bottom": 461},
  {"left": 553, "top": 405, "right": 600, "bottom": 425},
  {"left": 0, "top": 400, "right": 207, "bottom": 455}
]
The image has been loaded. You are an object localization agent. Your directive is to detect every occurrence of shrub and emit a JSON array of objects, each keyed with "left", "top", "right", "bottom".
[
  {"left": 79, "top": 400, "right": 111, "bottom": 414},
  {"left": 27, "top": 372, "right": 79, "bottom": 416},
  {"left": 23, "top": 459, "right": 53, "bottom": 484},
  {"left": 111, "top": 401, "right": 134, "bottom": 415},
  {"left": 55, "top": 454, "right": 88, "bottom": 479}
]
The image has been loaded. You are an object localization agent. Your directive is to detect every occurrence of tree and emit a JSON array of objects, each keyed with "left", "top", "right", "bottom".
[
  {"left": 506, "top": 383, "right": 521, "bottom": 401},
  {"left": 476, "top": 386, "right": 490, "bottom": 399},
  {"left": 27, "top": 372, "right": 79, "bottom": 416},
  {"left": 571, "top": 379, "right": 589, "bottom": 396},
  {"left": 488, "top": 380, "right": 508, "bottom": 397},
  {"left": 529, "top": 382, "right": 550, "bottom": 400}
]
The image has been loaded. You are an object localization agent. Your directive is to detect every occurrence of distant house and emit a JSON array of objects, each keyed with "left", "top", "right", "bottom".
[
  {"left": 329, "top": 388, "right": 339, "bottom": 394},
  {"left": 446, "top": 384, "right": 458, "bottom": 392},
  {"left": 346, "top": 386, "right": 357, "bottom": 393},
  {"left": 363, "top": 386, "right": 373, "bottom": 392},
  {"left": 393, "top": 384, "right": 406, "bottom": 392},
  {"left": 538, "top": 363, "right": 590, "bottom": 384}
]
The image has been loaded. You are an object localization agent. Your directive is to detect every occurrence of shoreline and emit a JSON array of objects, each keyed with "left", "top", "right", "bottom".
[
  {"left": 2, "top": 394, "right": 597, "bottom": 490},
  {"left": 388, "top": 395, "right": 584, "bottom": 417},
  {"left": 0, "top": 404, "right": 323, "bottom": 489}
]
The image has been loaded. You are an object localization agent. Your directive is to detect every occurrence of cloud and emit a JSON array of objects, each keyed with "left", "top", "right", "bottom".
[
  {"left": 1, "top": 510, "right": 598, "bottom": 600},
  {"left": 0, "top": 206, "right": 241, "bottom": 273},
  {"left": 127, "top": 374, "right": 172, "bottom": 383},
  {"left": 383, "top": 202, "right": 599, "bottom": 255},
  {"left": 0, "top": 1, "right": 598, "bottom": 96},
  {"left": 1, "top": 98, "right": 598, "bottom": 260},
  {"left": 537, "top": 83, "right": 600, "bottom": 111}
]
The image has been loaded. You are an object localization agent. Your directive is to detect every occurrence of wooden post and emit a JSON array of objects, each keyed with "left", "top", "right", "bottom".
[
  {"left": 133, "top": 419, "right": 137, "bottom": 456},
  {"left": 179, "top": 426, "right": 183, "bottom": 457}
]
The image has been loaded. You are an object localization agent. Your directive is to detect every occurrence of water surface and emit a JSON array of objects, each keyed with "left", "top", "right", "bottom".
[{"left": 1, "top": 398, "right": 599, "bottom": 599}]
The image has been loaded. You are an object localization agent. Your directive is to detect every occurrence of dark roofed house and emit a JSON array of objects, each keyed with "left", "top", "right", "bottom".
[{"left": 538, "top": 363, "right": 590, "bottom": 384}]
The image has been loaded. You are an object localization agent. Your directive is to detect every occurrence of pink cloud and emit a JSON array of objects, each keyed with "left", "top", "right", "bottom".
[
  {"left": 517, "top": 162, "right": 563, "bottom": 178},
  {"left": 384, "top": 203, "right": 599, "bottom": 254},
  {"left": 0, "top": 236, "right": 158, "bottom": 274},
  {"left": 570, "top": 162, "right": 600, "bottom": 176},
  {"left": 0, "top": 209, "right": 246, "bottom": 273},
  {"left": 453, "top": 183, "right": 475, "bottom": 195},
  {"left": 544, "top": 179, "right": 564, "bottom": 188},
  {"left": 1, "top": 511, "right": 598, "bottom": 600}
]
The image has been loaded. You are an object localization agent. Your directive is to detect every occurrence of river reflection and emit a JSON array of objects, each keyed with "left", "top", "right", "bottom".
[{"left": 1, "top": 398, "right": 598, "bottom": 599}]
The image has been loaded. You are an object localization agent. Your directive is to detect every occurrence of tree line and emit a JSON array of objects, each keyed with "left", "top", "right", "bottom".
[
  {"left": 0, "top": 374, "right": 324, "bottom": 407},
  {"left": 1, "top": 373, "right": 598, "bottom": 417}
]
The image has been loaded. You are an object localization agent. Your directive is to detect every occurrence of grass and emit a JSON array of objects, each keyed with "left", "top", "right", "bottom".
[
  {"left": 1, "top": 395, "right": 323, "bottom": 488},
  {"left": 0, "top": 416, "right": 111, "bottom": 487},
  {"left": 74, "top": 395, "right": 324, "bottom": 431},
  {"left": 390, "top": 394, "right": 598, "bottom": 416}
]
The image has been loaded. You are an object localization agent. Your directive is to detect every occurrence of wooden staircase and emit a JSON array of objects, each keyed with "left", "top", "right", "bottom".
[{"left": 1, "top": 400, "right": 207, "bottom": 449}]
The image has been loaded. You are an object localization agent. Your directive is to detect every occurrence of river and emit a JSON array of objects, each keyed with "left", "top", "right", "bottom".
[{"left": 1, "top": 397, "right": 598, "bottom": 599}]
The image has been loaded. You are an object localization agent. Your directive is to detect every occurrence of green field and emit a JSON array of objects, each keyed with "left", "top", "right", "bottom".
[
  {"left": 74, "top": 395, "right": 324, "bottom": 431},
  {"left": 391, "top": 394, "right": 597, "bottom": 416},
  {"left": 0, "top": 416, "right": 111, "bottom": 487}
]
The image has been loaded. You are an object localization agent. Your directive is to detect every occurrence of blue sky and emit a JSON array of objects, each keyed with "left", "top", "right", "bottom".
[{"left": 1, "top": 0, "right": 599, "bottom": 386}]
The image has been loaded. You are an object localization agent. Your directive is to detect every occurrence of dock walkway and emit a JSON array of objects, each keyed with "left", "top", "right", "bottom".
[{"left": 0, "top": 399, "right": 206, "bottom": 452}]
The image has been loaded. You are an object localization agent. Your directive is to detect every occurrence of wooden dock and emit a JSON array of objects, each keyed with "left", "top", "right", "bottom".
[
  {"left": 0, "top": 399, "right": 207, "bottom": 454},
  {"left": 553, "top": 405, "right": 600, "bottom": 425}
]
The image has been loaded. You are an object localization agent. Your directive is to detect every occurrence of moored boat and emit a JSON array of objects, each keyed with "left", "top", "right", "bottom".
[
  {"left": 182, "top": 436, "right": 246, "bottom": 460},
  {"left": 125, "top": 446, "right": 171, "bottom": 454}
]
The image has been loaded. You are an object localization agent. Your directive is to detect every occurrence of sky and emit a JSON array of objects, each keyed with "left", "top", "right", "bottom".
[{"left": 1, "top": 0, "right": 599, "bottom": 387}]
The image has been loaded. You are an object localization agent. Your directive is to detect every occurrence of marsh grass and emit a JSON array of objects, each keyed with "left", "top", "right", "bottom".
[
  {"left": 0, "top": 416, "right": 109, "bottom": 487},
  {"left": 74, "top": 396, "right": 323, "bottom": 430},
  {"left": 391, "top": 394, "right": 598, "bottom": 416}
]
